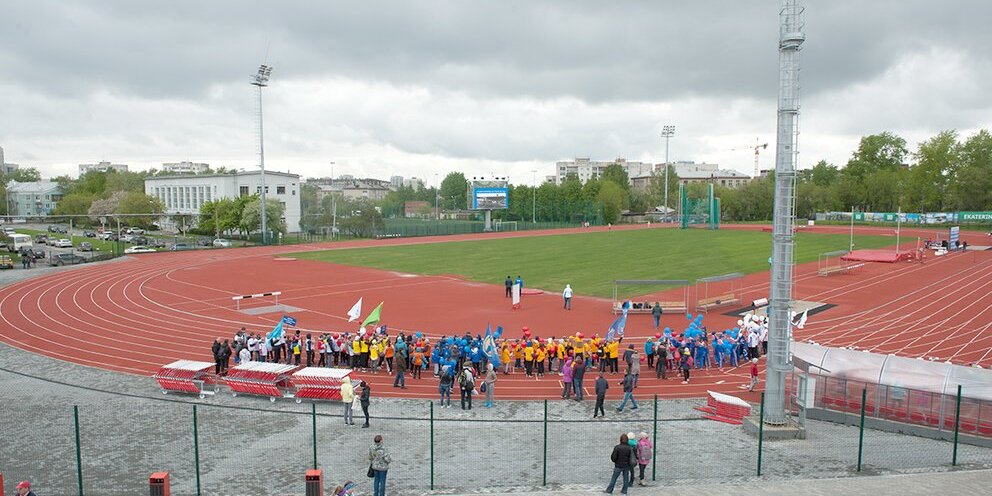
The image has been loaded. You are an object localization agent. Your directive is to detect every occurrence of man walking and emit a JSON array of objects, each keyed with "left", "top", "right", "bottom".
[
  {"left": 505, "top": 275, "right": 513, "bottom": 297},
  {"left": 616, "top": 372, "right": 638, "bottom": 412},
  {"left": 562, "top": 284, "right": 573, "bottom": 310},
  {"left": 593, "top": 373, "right": 609, "bottom": 418},
  {"left": 652, "top": 302, "right": 662, "bottom": 329}
]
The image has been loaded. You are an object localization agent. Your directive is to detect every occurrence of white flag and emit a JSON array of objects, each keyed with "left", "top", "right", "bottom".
[
  {"left": 347, "top": 298, "right": 363, "bottom": 322},
  {"left": 796, "top": 309, "right": 809, "bottom": 329}
]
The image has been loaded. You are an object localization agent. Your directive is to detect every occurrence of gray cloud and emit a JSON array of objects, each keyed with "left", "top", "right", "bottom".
[{"left": 2, "top": 1, "right": 991, "bottom": 179}]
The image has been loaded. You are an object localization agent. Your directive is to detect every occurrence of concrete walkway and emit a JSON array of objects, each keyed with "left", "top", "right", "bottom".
[{"left": 485, "top": 469, "right": 992, "bottom": 496}]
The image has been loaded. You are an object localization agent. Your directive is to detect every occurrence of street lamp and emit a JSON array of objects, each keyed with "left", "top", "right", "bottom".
[
  {"left": 531, "top": 170, "right": 537, "bottom": 223},
  {"left": 250, "top": 64, "right": 273, "bottom": 244},
  {"left": 661, "top": 125, "right": 676, "bottom": 217},
  {"left": 329, "top": 161, "right": 337, "bottom": 237}
]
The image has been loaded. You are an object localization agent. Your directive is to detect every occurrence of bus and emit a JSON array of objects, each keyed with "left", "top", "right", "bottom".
[{"left": 6, "top": 233, "right": 33, "bottom": 252}]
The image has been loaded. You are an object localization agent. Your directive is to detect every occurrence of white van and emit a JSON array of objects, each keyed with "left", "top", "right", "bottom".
[{"left": 8, "top": 233, "right": 33, "bottom": 252}]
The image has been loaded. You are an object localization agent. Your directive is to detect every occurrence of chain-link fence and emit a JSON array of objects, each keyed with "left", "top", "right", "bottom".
[{"left": 2, "top": 367, "right": 992, "bottom": 496}]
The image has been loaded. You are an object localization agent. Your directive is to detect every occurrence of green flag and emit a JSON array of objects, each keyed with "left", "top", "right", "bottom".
[{"left": 361, "top": 302, "right": 384, "bottom": 327}]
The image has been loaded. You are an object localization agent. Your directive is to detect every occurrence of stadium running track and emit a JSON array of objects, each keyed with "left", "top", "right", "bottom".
[{"left": 1, "top": 223, "right": 990, "bottom": 402}]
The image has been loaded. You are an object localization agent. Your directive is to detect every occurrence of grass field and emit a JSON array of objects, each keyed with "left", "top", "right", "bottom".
[{"left": 291, "top": 228, "right": 896, "bottom": 298}]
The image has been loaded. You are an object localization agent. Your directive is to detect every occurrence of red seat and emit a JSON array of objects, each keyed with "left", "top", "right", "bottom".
[
  {"left": 910, "top": 412, "right": 926, "bottom": 423},
  {"left": 926, "top": 415, "right": 940, "bottom": 426},
  {"left": 978, "top": 426, "right": 992, "bottom": 437},
  {"left": 962, "top": 422, "right": 978, "bottom": 432}
]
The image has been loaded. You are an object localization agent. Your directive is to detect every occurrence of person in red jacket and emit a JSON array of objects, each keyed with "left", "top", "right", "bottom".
[{"left": 747, "top": 358, "right": 760, "bottom": 391}]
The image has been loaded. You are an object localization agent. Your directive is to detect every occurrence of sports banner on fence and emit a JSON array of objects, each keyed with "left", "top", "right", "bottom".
[{"left": 959, "top": 211, "right": 992, "bottom": 223}]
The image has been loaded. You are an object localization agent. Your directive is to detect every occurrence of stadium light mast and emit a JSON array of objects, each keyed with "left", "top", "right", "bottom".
[
  {"left": 661, "top": 125, "right": 675, "bottom": 216},
  {"left": 250, "top": 64, "right": 273, "bottom": 244},
  {"left": 766, "top": 0, "right": 805, "bottom": 426},
  {"left": 531, "top": 169, "right": 537, "bottom": 223}
]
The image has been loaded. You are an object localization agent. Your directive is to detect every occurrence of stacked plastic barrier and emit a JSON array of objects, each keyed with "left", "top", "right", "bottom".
[
  {"left": 292, "top": 368, "right": 354, "bottom": 403},
  {"left": 153, "top": 360, "right": 218, "bottom": 399},
  {"left": 225, "top": 362, "right": 297, "bottom": 402}
]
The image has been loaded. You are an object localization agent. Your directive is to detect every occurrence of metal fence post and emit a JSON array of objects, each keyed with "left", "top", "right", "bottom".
[
  {"left": 953, "top": 385, "right": 962, "bottom": 466},
  {"left": 193, "top": 405, "right": 201, "bottom": 496},
  {"left": 311, "top": 403, "right": 318, "bottom": 469},
  {"left": 857, "top": 388, "right": 867, "bottom": 472},
  {"left": 542, "top": 399, "right": 548, "bottom": 486},
  {"left": 430, "top": 401, "right": 435, "bottom": 490},
  {"left": 652, "top": 394, "right": 658, "bottom": 481},
  {"left": 757, "top": 393, "right": 765, "bottom": 476},
  {"left": 73, "top": 405, "right": 84, "bottom": 496}
]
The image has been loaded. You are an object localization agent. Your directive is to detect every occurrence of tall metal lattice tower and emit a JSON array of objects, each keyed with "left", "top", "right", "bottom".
[
  {"left": 765, "top": 0, "right": 804, "bottom": 425},
  {"left": 250, "top": 64, "right": 272, "bottom": 244}
]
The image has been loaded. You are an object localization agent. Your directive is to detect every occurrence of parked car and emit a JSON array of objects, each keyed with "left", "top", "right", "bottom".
[
  {"left": 131, "top": 236, "right": 148, "bottom": 245},
  {"left": 49, "top": 253, "right": 86, "bottom": 266},
  {"left": 34, "top": 234, "right": 49, "bottom": 245},
  {"left": 78, "top": 242, "right": 94, "bottom": 252},
  {"left": 212, "top": 238, "right": 232, "bottom": 248},
  {"left": 0, "top": 255, "right": 12, "bottom": 269},
  {"left": 83, "top": 230, "right": 97, "bottom": 238},
  {"left": 196, "top": 237, "right": 213, "bottom": 247},
  {"left": 121, "top": 234, "right": 133, "bottom": 243},
  {"left": 170, "top": 243, "right": 193, "bottom": 251},
  {"left": 20, "top": 247, "right": 45, "bottom": 259},
  {"left": 52, "top": 238, "right": 73, "bottom": 248},
  {"left": 124, "top": 245, "right": 156, "bottom": 254},
  {"left": 3, "top": 227, "right": 15, "bottom": 235},
  {"left": 130, "top": 228, "right": 145, "bottom": 235},
  {"left": 149, "top": 239, "right": 167, "bottom": 248},
  {"left": 47, "top": 225, "right": 59, "bottom": 233}
]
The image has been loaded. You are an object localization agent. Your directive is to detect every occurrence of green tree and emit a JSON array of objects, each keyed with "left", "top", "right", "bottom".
[
  {"left": 907, "top": 131, "right": 957, "bottom": 212},
  {"left": 807, "top": 160, "right": 840, "bottom": 187},
  {"left": 198, "top": 198, "right": 240, "bottom": 237},
  {"left": 598, "top": 180, "right": 624, "bottom": 224},
  {"left": 51, "top": 193, "right": 98, "bottom": 220},
  {"left": 117, "top": 191, "right": 164, "bottom": 229},
  {"left": 600, "top": 163, "right": 630, "bottom": 192},
  {"left": 439, "top": 172, "right": 468, "bottom": 211},
  {"left": 339, "top": 202, "right": 385, "bottom": 238},
  {"left": 239, "top": 197, "right": 287, "bottom": 238},
  {"left": 844, "top": 132, "right": 909, "bottom": 180},
  {"left": 103, "top": 170, "right": 146, "bottom": 194},
  {"left": 947, "top": 129, "right": 992, "bottom": 211}
]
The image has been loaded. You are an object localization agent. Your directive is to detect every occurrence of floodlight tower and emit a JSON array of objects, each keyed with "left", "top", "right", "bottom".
[
  {"left": 250, "top": 64, "right": 273, "bottom": 244},
  {"left": 766, "top": 0, "right": 805, "bottom": 425},
  {"left": 661, "top": 125, "right": 675, "bottom": 215}
]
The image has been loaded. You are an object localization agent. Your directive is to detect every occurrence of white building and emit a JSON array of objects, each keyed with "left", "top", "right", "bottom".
[
  {"left": 162, "top": 161, "right": 210, "bottom": 174},
  {"left": 5, "top": 181, "right": 63, "bottom": 216},
  {"left": 144, "top": 170, "right": 302, "bottom": 232},
  {"left": 668, "top": 161, "right": 751, "bottom": 189},
  {"left": 554, "top": 157, "right": 655, "bottom": 185},
  {"left": 79, "top": 161, "right": 129, "bottom": 176}
]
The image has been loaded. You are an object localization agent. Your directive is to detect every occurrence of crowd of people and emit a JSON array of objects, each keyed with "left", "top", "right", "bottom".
[{"left": 209, "top": 312, "right": 772, "bottom": 410}]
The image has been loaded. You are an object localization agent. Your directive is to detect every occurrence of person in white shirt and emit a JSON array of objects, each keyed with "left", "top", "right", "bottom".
[
  {"left": 563, "top": 284, "right": 574, "bottom": 310},
  {"left": 747, "top": 329, "right": 760, "bottom": 360},
  {"left": 247, "top": 335, "right": 259, "bottom": 360},
  {"left": 257, "top": 337, "right": 269, "bottom": 363},
  {"left": 238, "top": 346, "right": 251, "bottom": 364}
]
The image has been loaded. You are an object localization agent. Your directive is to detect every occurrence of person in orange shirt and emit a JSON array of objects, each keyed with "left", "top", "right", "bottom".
[
  {"left": 608, "top": 340, "right": 620, "bottom": 373},
  {"left": 384, "top": 340, "right": 395, "bottom": 373},
  {"left": 412, "top": 348, "right": 425, "bottom": 379}
]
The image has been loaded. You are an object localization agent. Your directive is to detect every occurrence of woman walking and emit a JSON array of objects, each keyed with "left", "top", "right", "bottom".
[
  {"left": 561, "top": 357, "right": 574, "bottom": 399},
  {"left": 636, "top": 432, "right": 653, "bottom": 486},
  {"left": 680, "top": 348, "right": 692, "bottom": 384},
  {"left": 368, "top": 434, "right": 392, "bottom": 496},
  {"left": 439, "top": 365, "right": 453, "bottom": 407},
  {"left": 341, "top": 376, "right": 356, "bottom": 425},
  {"left": 484, "top": 363, "right": 497, "bottom": 407}
]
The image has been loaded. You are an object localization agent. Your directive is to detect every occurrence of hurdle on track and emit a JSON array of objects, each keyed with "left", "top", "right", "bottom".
[
  {"left": 612, "top": 279, "right": 690, "bottom": 315},
  {"left": 232, "top": 291, "right": 282, "bottom": 310}
]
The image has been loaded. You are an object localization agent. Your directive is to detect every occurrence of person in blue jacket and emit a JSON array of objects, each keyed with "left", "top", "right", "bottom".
[{"left": 644, "top": 338, "right": 655, "bottom": 369}]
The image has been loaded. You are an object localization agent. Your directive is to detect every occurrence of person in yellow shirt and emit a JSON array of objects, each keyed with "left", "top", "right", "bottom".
[
  {"left": 524, "top": 343, "right": 535, "bottom": 377},
  {"left": 608, "top": 340, "right": 620, "bottom": 373},
  {"left": 369, "top": 340, "right": 380, "bottom": 373},
  {"left": 500, "top": 344, "right": 512, "bottom": 374},
  {"left": 536, "top": 345, "right": 547, "bottom": 377},
  {"left": 514, "top": 342, "right": 524, "bottom": 370}
]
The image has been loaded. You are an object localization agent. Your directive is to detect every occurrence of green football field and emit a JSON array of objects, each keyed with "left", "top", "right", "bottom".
[{"left": 291, "top": 228, "right": 895, "bottom": 298}]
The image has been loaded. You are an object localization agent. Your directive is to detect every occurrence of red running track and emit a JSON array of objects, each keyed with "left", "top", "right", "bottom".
[{"left": 1, "top": 224, "right": 989, "bottom": 401}]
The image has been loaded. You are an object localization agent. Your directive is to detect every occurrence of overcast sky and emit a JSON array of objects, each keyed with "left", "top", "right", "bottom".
[{"left": 2, "top": 1, "right": 990, "bottom": 184}]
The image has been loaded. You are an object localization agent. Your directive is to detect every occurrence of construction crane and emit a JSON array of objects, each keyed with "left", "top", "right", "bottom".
[{"left": 730, "top": 138, "right": 769, "bottom": 179}]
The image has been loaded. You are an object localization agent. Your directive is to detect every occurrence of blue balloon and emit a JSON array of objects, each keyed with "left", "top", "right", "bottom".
[
  {"left": 416, "top": 332, "right": 423, "bottom": 339},
  {"left": 686, "top": 313, "right": 693, "bottom": 321}
]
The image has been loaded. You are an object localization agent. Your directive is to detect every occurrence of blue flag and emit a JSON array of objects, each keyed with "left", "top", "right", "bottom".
[
  {"left": 606, "top": 301, "right": 630, "bottom": 341},
  {"left": 281, "top": 315, "right": 297, "bottom": 326},
  {"left": 481, "top": 324, "right": 502, "bottom": 368},
  {"left": 267, "top": 320, "right": 284, "bottom": 341}
]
